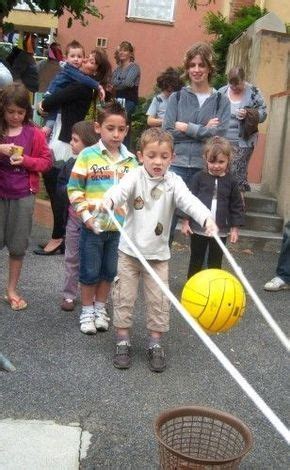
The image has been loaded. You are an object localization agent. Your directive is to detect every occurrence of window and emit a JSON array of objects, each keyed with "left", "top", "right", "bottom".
[
  {"left": 96, "top": 37, "right": 108, "bottom": 48},
  {"left": 127, "top": 0, "right": 175, "bottom": 23}
]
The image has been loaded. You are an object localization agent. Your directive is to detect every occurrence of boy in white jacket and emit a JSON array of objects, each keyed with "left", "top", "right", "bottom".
[{"left": 103, "top": 128, "right": 218, "bottom": 372}]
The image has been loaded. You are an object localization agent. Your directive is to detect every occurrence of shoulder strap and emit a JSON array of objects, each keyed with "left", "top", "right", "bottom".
[
  {"left": 176, "top": 90, "right": 181, "bottom": 103},
  {"left": 216, "top": 92, "right": 221, "bottom": 113}
]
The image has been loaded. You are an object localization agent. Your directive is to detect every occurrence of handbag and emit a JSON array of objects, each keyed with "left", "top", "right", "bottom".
[{"left": 241, "top": 108, "right": 259, "bottom": 139}]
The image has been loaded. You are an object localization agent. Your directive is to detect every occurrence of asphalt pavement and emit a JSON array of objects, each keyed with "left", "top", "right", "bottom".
[{"left": 1, "top": 224, "right": 289, "bottom": 469}]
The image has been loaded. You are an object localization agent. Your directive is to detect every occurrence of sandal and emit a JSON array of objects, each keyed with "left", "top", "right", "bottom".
[{"left": 3, "top": 294, "right": 28, "bottom": 311}]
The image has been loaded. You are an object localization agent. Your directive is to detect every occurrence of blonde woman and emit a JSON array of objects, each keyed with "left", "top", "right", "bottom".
[{"left": 163, "top": 42, "right": 231, "bottom": 243}]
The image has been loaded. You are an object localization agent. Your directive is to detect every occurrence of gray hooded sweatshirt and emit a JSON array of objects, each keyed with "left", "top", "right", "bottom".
[{"left": 162, "top": 86, "right": 231, "bottom": 169}]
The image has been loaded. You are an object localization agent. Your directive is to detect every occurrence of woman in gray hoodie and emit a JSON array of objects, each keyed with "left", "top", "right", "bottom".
[{"left": 163, "top": 42, "right": 230, "bottom": 243}]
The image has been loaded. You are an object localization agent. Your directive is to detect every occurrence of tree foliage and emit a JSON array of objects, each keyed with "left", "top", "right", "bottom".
[
  {"left": 0, "top": 0, "right": 103, "bottom": 27},
  {"left": 204, "top": 6, "right": 267, "bottom": 88}
]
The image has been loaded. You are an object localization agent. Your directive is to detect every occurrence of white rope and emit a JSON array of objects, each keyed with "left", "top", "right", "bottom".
[
  {"left": 213, "top": 235, "right": 290, "bottom": 352},
  {"left": 107, "top": 209, "right": 290, "bottom": 444}
]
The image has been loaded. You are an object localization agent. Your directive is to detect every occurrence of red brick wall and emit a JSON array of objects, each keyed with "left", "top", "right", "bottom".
[{"left": 229, "top": 0, "right": 255, "bottom": 19}]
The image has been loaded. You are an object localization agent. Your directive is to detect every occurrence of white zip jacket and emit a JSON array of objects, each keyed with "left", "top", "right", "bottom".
[{"left": 106, "top": 166, "right": 212, "bottom": 261}]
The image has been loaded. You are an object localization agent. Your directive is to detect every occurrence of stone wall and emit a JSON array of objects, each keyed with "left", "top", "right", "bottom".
[
  {"left": 261, "top": 91, "right": 290, "bottom": 221},
  {"left": 226, "top": 28, "right": 290, "bottom": 186}
]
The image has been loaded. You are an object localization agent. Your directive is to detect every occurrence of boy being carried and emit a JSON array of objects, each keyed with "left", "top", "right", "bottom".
[
  {"left": 42, "top": 40, "right": 105, "bottom": 137},
  {"left": 102, "top": 128, "right": 218, "bottom": 372}
]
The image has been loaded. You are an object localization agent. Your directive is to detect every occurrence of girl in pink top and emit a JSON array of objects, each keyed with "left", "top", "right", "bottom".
[{"left": 0, "top": 83, "right": 52, "bottom": 310}]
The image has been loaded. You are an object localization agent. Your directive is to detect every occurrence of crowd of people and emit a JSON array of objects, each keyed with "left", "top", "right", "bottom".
[{"left": 1, "top": 36, "right": 288, "bottom": 373}]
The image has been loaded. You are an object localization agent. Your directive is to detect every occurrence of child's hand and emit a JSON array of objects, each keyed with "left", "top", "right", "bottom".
[
  {"left": 0, "top": 143, "right": 15, "bottom": 157},
  {"left": 85, "top": 217, "right": 95, "bottom": 232},
  {"left": 230, "top": 227, "right": 239, "bottom": 243},
  {"left": 99, "top": 198, "right": 113, "bottom": 213},
  {"left": 205, "top": 117, "right": 219, "bottom": 128},
  {"left": 98, "top": 85, "right": 106, "bottom": 102},
  {"left": 10, "top": 154, "right": 23, "bottom": 166},
  {"left": 181, "top": 219, "right": 193, "bottom": 236},
  {"left": 42, "top": 126, "right": 52, "bottom": 138},
  {"left": 204, "top": 217, "right": 218, "bottom": 237}
]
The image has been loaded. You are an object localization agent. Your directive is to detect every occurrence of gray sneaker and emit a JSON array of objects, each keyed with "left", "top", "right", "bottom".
[
  {"left": 264, "top": 276, "right": 290, "bottom": 292},
  {"left": 113, "top": 341, "right": 131, "bottom": 369},
  {"left": 147, "top": 345, "right": 166, "bottom": 373}
]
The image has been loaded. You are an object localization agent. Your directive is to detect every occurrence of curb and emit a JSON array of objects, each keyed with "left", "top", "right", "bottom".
[{"left": 33, "top": 198, "right": 53, "bottom": 228}]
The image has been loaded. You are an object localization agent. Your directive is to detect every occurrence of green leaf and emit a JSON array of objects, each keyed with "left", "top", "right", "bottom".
[{"left": 0, "top": 0, "right": 103, "bottom": 26}]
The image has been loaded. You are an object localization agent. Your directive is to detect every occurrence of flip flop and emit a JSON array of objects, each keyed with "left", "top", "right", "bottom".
[{"left": 3, "top": 295, "right": 28, "bottom": 311}]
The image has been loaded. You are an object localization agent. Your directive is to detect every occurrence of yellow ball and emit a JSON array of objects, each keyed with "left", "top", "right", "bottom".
[{"left": 181, "top": 269, "right": 246, "bottom": 334}]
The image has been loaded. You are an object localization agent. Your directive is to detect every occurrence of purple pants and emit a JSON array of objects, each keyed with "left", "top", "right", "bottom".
[{"left": 62, "top": 214, "right": 81, "bottom": 300}]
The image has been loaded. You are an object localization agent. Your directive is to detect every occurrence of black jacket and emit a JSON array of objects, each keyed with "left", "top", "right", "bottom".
[
  {"left": 42, "top": 82, "right": 93, "bottom": 143},
  {"left": 6, "top": 47, "right": 39, "bottom": 92},
  {"left": 188, "top": 171, "right": 244, "bottom": 232},
  {"left": 57, "top": 157, "right": 76, "bottom": 226}
]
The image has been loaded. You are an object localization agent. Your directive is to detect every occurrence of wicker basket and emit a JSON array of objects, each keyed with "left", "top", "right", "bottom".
[{"left": 155, "top": 406, "right": 253, "bottom": 469}]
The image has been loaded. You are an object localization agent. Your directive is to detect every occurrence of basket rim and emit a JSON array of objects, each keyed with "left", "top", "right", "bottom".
[{"left": 154, "top": 406, "right": 253, "bottom": 465}]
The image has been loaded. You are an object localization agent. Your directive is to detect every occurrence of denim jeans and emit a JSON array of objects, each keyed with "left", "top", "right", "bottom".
[
  {"left": 79, "top": 226, "right": 120, "bottom": 285},
  {"left": 276, "top": 221, "right": 290, "bottom": 283},
  {"left": 169, "top": 165, "right": 202, "bottom": 246}
]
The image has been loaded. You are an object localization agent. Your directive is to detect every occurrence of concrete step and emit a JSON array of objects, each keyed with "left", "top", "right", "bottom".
[
  {"left": 239, "top": 228, "right": 282, "bottom": 240},
  {"left": 244, "top": 192, "right": 277, "bottom": 214},
  {"left": 244, "top": 211, "right": 284, "bottom": 232},
  {"left": 237, "top": 228, "right": 282, "bottom": 251}
]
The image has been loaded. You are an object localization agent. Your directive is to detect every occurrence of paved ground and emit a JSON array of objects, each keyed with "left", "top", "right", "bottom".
[{"left": 1, "top": 224, "right": 289, "bottom": 469}]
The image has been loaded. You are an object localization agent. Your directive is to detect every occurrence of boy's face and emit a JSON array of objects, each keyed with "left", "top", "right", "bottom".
[
  {"left": 70, "top": 132, "right": 85, "bottom": 155},
  {"left": 137, "top": 141, "right": 174, "bottom": 178},
  {"left": 66, "top": 47, "right": 84, "bottom": 69},
  {"left": 95, "top": 115, "right": 128, "bottom": 154}
]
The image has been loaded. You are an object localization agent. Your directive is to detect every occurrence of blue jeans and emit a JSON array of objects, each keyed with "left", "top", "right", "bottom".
[
  {"left": 79, "top": 226, "right": 120, "bottom": 285},
  {"left": 169, "top": 165, "right": 201, "bottom": 246},
  {"left": 276, "top": 221, "right": 290, "bottom": 283}
]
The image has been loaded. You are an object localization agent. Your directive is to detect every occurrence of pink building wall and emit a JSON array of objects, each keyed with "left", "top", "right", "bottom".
[
  {"left": 57, "top": 0, "right": 223, "bottom": 96},
  {"left": 58, "top": 1, "right": 264, "bottom": 184}
]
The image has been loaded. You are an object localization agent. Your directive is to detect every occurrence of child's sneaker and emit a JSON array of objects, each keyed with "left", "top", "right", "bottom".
[
  {"left": 113, "top": 341, "right": 132, "bottom": 369},
  {"left": 61, "top": 298, "right": 75, "bottom": 312},
  {"left": 94, "top": 306, "right": 110, "bottom": 331},
  {"left": 264, "top": 276, "right": 290, "bottom": 291},
  {"left": 80, "top": 312, "right": 96, "bottom": 335},
  {"left": 147, "top": 345, "right": 166, "bottom": 373}
]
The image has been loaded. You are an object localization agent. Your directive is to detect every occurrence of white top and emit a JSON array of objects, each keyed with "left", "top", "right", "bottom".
[
  {"left": 195, "top": 92, "right": 211, "bottom": 107},
  {"left": 106, "top": 166, "right": 211, "bottom": 261},
  {"left": 227, "top": 88, "right": 241, "bottom": 116}
]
